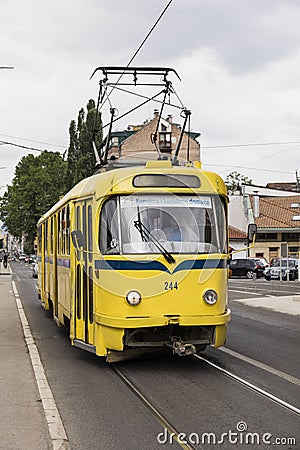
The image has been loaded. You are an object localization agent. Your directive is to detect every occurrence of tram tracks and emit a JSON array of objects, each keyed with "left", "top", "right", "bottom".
[
  {"left": 109, "top": 363, "right": 202, "bottom": 450},
  {"left": 193, "top": 354, "right": 300, "bottom": 417},
  {"left": 110, "top": 363, "right": 199, "bottom": 450},
  {"left": 109, "top": 349, "right": 299, "bottom": 450}
]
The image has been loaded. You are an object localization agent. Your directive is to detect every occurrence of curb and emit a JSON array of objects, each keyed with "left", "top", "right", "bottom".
[{"left": 231, "top": 295, "right": 300, "bottom": 316}]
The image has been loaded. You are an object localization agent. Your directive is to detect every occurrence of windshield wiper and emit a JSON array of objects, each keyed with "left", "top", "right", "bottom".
[{"left": 133, "top": 216, "right": 175, "bottom": 264}]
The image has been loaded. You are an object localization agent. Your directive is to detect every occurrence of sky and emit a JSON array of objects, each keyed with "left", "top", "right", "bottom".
[{"left": 1, "top": 0, "right": 300, "bottom": 194}]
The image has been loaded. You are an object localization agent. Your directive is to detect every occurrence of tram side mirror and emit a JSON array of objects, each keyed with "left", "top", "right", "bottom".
[
  {"left": 71, "top": 230, "right": 85, "bottom": 259},
  {"left": 229, "top": 223, "right": 257, "bottom": 258},
  {"left": 247, "top": 223, "right": 257, "bottom": 243}
]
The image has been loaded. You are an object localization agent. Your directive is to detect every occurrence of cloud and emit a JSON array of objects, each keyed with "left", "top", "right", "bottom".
[{"left": 1, "top": 0, "right": 300, "bottom": 188}]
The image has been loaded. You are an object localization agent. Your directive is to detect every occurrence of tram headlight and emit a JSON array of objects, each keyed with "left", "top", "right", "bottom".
[
  {"left": 126, "top": 290, "right": 142, "bottom": 306},
  {"left": 203, "top": 289, "right": 218, "bottom": 305}
]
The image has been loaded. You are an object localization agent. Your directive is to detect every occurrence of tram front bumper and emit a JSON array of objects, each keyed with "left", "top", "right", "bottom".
[
  {"left": 94, "top": 310, "right": 231, "bottom": 353},
  {"left": 94, "top": 309, "right": 231, "bottom": 328}
]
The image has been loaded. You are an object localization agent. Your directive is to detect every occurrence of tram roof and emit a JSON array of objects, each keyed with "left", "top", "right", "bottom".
[{"left": 38, "top": 160, "right": 227, "bottom": 223}]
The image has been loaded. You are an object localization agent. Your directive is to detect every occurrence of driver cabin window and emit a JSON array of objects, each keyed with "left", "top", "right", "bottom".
[{"left": 99, "top": 198, "right": 120, "bottom": 254}]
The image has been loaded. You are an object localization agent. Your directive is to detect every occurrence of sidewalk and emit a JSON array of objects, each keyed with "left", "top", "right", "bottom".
[
  {"left": 231, "top": 294, "right": 300, "bottom": 316},
  {"left": 0, "top": 265, "right": 52, "bottom": 450}
]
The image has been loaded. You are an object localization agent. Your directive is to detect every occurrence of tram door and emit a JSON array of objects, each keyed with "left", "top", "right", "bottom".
[{"left": 73, "top": 200, "right": 95, "bottom": 345}]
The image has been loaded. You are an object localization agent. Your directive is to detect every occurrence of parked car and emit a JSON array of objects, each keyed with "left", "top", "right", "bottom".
[
  {"left": 264, "top": 258, "right": 298, "bottom": 281},
  {"left": 229, "top": 258, "right": 265, "bottom": 279},
  {"left": 254, "top": 257, "right": 269, "bottom": 269},
  {"left": 270, "top": 257, "right": 280, "bottom": 267}
]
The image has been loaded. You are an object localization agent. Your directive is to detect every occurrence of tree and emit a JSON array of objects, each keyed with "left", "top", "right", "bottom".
[
  {"left": 225, "top": 171, "right": 252, "bottom": 194},
  {"left": 65, "top": 99, "right": 102, "bottom": 189},
  {"left": 0, "top": 151, "right": 67, "bottom": 251}
]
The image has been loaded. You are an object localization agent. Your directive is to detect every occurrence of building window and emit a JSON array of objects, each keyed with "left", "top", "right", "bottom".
[
  {"left": 111, "top": 136, "right": 119, "bottom": 147},
  {"left": 159, "top": 132, "right": 171, "bottom": 152},
  {"left": 282, "top": 233, "right": 300, "bottom": 241},
  {"left": 269, "top": 247, "right": 279, "bottom": 259},
  {"left": 257, "top": 233, "right": 277, "bottom": 241}
]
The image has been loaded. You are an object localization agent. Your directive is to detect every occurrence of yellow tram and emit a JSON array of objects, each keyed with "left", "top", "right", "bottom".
[
  {"left": 37, "top": 158, "right": 231, "bottom": 361},
  {"left": 36, "top": 66, "right": 248, "bottom": 361}
]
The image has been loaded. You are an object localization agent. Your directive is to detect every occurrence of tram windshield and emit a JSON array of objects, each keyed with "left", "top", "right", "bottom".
[{"left": 99, "top": 194, "right": 226, "bottom": 255}]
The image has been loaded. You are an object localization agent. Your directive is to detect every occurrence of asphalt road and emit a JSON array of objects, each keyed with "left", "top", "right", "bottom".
[
  {"left": 228, "top": 276, "right": 300, "bottom": 300},
  {"left": 11, "top": 262, "right": 300, "bottom": 450}
]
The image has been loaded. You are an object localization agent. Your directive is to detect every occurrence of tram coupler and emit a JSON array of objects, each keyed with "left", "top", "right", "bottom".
[{"left": 170, "top": 337, "right": 196, "bottom": 356}]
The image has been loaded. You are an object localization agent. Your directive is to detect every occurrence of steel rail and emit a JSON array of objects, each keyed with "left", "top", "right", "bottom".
[
  {"left": 110, "top": 364, "right": 202, "bottom": 450},
  {"left": 193, "top": 354, "right": 300, "bottom": 416}
]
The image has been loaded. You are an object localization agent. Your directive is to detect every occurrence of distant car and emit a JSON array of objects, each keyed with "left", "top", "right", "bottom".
[
  {"left": 18, "top": 253, "right": 27, "bottom": 261},
  {"left": 24, "top": 255, "right": 34, "bottom": 264},
  {"left": 264, "top": 258, "right": 298, "bottom": 281},
  {"left": 270, "top": 257, "right": 280, "bottom": 267},
  {"left": 254, "top": 257, "right": 269, "bottom": 269},
  {"left": 229, "top": 258, "right": 264, "bottom": 279},
  {"left": 32, "top": 261, "right": 38, "bottom": 278}
]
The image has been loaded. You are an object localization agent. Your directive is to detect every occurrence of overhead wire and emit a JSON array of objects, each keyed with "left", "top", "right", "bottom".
[
  {"left": 98, "top": 0, "right": 173, "bottom": 111},
  {"left": 203, "top": 141, "right": 300, "bottom": 177},
  {"left": 202, "top": 163, "right": 293, "bottom": 175},
  {"left": 0, "top": 140, "right": 46, "bottom": 153},
  {"left": 202, "top": 140, "right": 300, "bottom": 149},
  {"left": 0, "top": 140, "right": 66, "bottom": 153},
  {"left": 0, "top": 133, "right": 65, "bottom": 149}
]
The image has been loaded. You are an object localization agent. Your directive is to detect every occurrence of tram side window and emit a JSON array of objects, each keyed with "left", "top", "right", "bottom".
[
  {"left": 82, "top": 203, "right": 87, "bottom": 251},
  {"left": 44, "top": 221, "right": 49, "bottom": 255},
  {"left": 76, "top": 205, "right": 81, "bottom": 230},
  {"left": 66, "top": 205, "right": 70, "bottom": 255},
  {"left": 50, "top": 218, "right": 52, "bottom": 254},
  {"left": 99, "top": 198, "right": 120, "bottom": 254},
  {"left": 88, "top": 205, "right": 93, "bottom": 262},
  {"left": 58, "top": 211, "right": 61, "bottom": 254},
  {"left": 37, "top": 225, "right": 42, "bottom": 254},
  {"left": 62, "top": 208, "right": 66, "bottom": 255}
]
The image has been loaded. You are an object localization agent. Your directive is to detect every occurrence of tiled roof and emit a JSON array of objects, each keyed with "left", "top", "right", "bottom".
[
  {"left": 250, "top": 195, "right": 300, "bottom": 229},
  {"left": 266, "top": 182, "right": 298, "bottom": 192},
  {"left": 229, "top": 225, "right": 247, "bottom": 239}
]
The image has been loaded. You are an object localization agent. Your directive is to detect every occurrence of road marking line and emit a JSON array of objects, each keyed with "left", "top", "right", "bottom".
[
  {"left": 194, "top": 354, "right": 300, "bottom": 416},
  {"left": 228, "top": 289, "right": 268, "bottom": 296},
  {"left": 12, "top": 281, "right": 70, "bottom": 450},
  {"left": 229, "top": 287, "right": 300, "bottom": 295},
  {"left": 220, "top": 347, "right": 300, "bottom": 386}
]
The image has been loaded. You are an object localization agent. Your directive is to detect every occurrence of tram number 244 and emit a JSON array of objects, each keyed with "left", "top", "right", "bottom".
[{"left": 164, "top": 281, "right": 179, "bottom": 291}]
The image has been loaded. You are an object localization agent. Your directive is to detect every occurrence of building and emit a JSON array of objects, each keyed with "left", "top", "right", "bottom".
[
  {"left": 249, "top": 194, "right": 300, "bottom": 261},
  {"left": 228, "top": 225, "right": 248, "bottom": 258},
  {"left": 106, "top": 110, "right": 201, "bottom": 162},
  {"left": 228, "top": 184, "right": 300, "bottom": 261}
]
